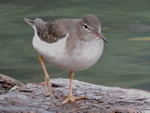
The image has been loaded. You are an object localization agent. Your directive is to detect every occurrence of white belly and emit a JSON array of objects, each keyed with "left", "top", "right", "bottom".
[
  {"left": 32, "top": 28, "right": 104, "bottom": 71},
  {"left": 63, "top": 39, "right": 104, "bottom": 71}
]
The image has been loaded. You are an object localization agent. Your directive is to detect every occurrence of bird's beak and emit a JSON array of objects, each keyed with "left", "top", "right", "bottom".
[
  {"left": 94, "top": 31, "right": 108, "bottom": 43},
  {"left": 24, "top": 18, "right": 35, "bottom": 26}
]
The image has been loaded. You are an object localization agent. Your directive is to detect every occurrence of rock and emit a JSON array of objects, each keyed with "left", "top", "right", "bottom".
[
  {"left": 0, "top": 74, "right": 24, "bottom": 94},
  {"left": 0, "top": 74, "right": 150, "bottom": 113}
]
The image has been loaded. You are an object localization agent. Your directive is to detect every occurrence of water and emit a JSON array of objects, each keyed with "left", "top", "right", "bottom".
[{"left": 0, "top": 0, "right": 150, "bottom": 91}]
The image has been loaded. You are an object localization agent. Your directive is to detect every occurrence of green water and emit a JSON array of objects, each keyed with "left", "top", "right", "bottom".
[{"left": 0, "top": 0, "right": 150, "bottom": 91}]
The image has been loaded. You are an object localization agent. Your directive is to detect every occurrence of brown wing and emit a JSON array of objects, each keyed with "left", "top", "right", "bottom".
[{"left": 36, "top": 19, "right": 68, "bottom": 43}]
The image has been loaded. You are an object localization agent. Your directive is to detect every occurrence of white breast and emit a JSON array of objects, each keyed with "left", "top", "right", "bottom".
[{"left": 66, "top": 39, "right": 104, "bottom": 71}]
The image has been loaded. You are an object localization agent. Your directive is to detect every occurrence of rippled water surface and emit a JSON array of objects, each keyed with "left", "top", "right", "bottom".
[{"left": 0, "top": 0, "right": 150, "bottom": 91}]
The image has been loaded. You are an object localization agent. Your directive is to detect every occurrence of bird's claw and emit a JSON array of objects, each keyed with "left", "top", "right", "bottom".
[{"left": 63, "top": 94, "right": 86, "bottom": 104}]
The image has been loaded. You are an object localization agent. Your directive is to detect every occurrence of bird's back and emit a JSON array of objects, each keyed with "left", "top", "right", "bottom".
[{"left": 35, "top": 18, "right": 80, "bottom": 44}]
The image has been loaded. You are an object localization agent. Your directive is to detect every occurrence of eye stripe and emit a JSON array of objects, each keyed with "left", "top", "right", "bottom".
[
  {"left": 82, "top": 23, "right": 92, "bottom": 31},
  {"left": 83, "top": 24, "right": 88, "bottom": 30}
]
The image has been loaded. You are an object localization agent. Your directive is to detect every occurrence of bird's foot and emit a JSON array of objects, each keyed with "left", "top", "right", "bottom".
[
  {"left": 63, "top": 94, "right": 86, "bottom": 104},
  {"left": 44, "top": 78, "right": 53, "bottom": 98},
  {"left": 34, "top": 81, "right": 53, "bottom": 98}
]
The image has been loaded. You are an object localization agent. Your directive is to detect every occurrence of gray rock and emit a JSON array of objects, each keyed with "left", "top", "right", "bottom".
[{"left": 0, "top": 74, "right": 150, "bottom": 113}]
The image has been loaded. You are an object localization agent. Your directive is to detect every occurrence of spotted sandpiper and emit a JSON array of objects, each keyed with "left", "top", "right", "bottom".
[{"left": 24, "top": 15, "right": 107, "bottom": 104}]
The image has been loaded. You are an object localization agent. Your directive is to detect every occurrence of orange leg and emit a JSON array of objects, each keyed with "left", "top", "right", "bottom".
[
  {"left": 39, "top": 56, "right": 53, "bottom": 98},
  {"left": 63, "top": 71, "right": 86, "bottom": 104}
]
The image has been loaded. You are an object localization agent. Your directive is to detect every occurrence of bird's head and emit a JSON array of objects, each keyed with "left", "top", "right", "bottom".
[{"left": 80, "top": 15, "right": 108, "bottom": 43}]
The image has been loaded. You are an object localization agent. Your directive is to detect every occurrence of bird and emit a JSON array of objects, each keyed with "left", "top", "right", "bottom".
[{"left": 24, "top": 15, "right": 107, "bottom": 104}]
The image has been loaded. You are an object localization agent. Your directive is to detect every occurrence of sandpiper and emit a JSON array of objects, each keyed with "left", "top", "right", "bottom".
[{"left": 24, "top": 15, "right": 107, "bottom": 104}]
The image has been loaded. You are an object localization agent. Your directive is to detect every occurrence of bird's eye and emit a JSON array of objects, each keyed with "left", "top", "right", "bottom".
[{"left": 83, "top": 24, "right": 88, "bottom": 30}]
